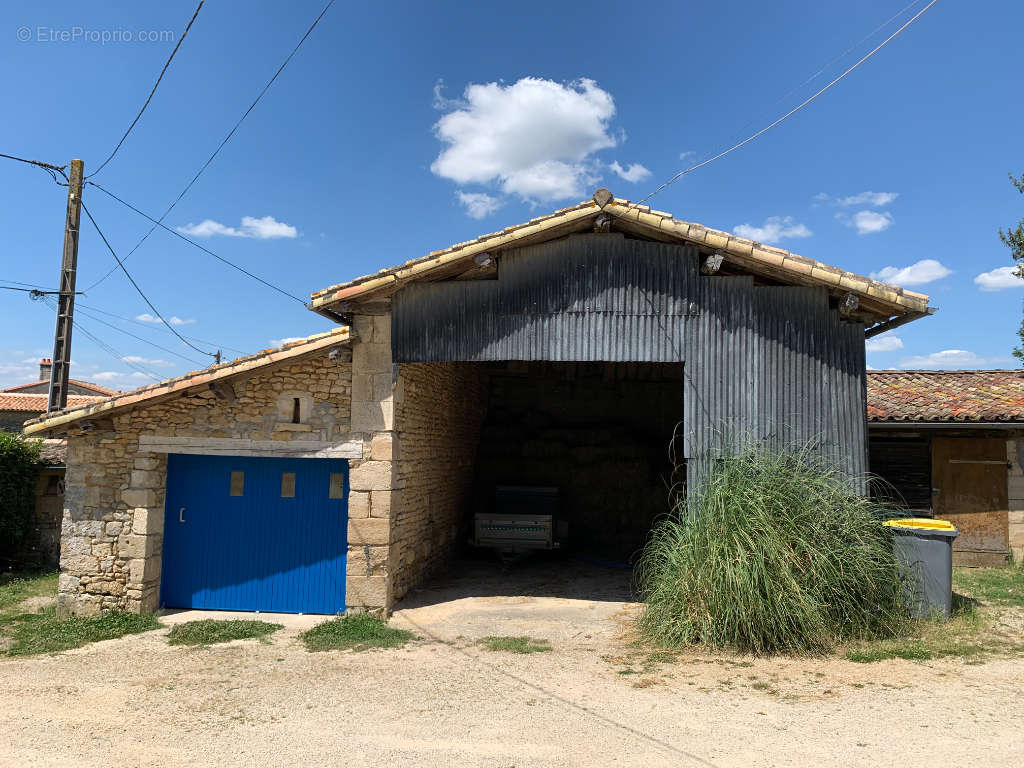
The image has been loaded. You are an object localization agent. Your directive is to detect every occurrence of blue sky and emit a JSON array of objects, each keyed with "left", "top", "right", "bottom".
[{"left": 1, "top": 0, "right": 1022, "bottom": 390}]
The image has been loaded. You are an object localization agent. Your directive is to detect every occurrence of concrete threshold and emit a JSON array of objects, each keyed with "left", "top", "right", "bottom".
[{"left": 157, "top": 608, "right": 329, "bottom": 631}]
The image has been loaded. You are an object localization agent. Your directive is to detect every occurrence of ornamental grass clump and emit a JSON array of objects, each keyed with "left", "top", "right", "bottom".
[{"left": 636, "top": 444, "right": 907, "bottom": 655}]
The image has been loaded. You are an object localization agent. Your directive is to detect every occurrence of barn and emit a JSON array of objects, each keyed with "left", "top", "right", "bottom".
[
  {"left": 25, "top": 191, "right": 932, "bottom": 616},
  {"left": 868, "top": 369, "right": 1024, "bottom": 565}
]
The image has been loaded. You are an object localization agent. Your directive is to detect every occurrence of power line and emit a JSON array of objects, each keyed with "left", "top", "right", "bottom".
[
  {"left": 40, "top": 296, "right": 163, "bottom": 382},
  {"left": 73, "top": 304, "right": 205, "bottom": 366},
  {"left": 0, "top": 151, "right": 67, "bottom": 185},
  {"left": 0, "top": 278, "right": 54, "bottom": 290},
  {"left": 79, "top": 200, "right": 218, "bottom": 360},
  {"left": 87, "top": 1, "right": 205, "bottom": 179},
  {"left": 75, "top": 301, "right": 247, "bottom": 355},
  {"left": 83, "top": 0, "right": 336, "bottom": 292},
  {"left": 721, "top": 0, "right": 924, "bottom": 154},
  {"left": 0, "top": 152, "right": 65, "bottom": 173},
  {"left": 87, "top": 181, "right": 310, "bottom": 306},
  {"left": 625, "top": 0, "right": 940, "bottom": 210}
]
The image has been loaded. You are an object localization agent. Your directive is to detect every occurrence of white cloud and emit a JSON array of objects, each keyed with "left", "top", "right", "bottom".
[
  {"left": 135, "top": 313, "right": 195, "bottom": 326},
  {"left": 836, "top": 191, "right": 899, "bottom": 207},
  {"left": 269, "top": 337, "right": 306, "bottom": 347},
  {"left": 121, "top": 355, "right": 172, "bottom": 366},
  {"left": 431, "top": 78, "right": 465, "bottom": 111},
  {"left": 456, "top": 191, "right": 504, "bottom": 220},
  {"left": 974, "top": 265, "right": 1024, "bottom": 292},
  {"left": 679, "top": 150, "right": 696, "bottom": 162},
  {"left": 898, "top": 349, "right": 1014, "bottom": 370},
  {"left": 91, "top": 370, "right": 156, "bottom": 389},
  {"left": 177, "top": 215, "right": 298, "bottom": 239},
  {"left": 865, "top": 334, "right": 904, "bottom": 353},
  {"left": 870, "top": 259, "right": 951, "bottom": 286},
  {"left": 431, "top": 77, "right": 617, "bottom": 205},
  {"left": 608, "top": 160, "right": 651, "bottom": 183},
  {"left": 844, "top": 210, "right": 893, "bottom": 235},
  {"left": 733, "top": 216, "right": 812, "bottom": 245}
]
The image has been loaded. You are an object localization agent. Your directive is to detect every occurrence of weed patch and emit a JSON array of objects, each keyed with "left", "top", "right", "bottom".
[
  {"left": 954, "top": 564, "right": 1024, "bottom": 607},
  {"left": 300, "top": 614, "right": 413, "bottom": 652},
  {"left": 167, "top": 619, "right": 282, "bottom": 647},
  {"left": 481, "top": 636, "right": 552, "bottom": 654},
  {"left": 0, "top": 571, "right": 57, "bottom": 614},
  {"left": 5, "top": 608, "right": 160, "bottom": 656}
]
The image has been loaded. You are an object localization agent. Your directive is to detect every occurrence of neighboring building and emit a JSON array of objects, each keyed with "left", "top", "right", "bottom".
[
  {"left": 25, "top": 191, "right": 932, "bottom": 617},
  {"left": 0, "top": 361, "right": 113, "bottom": 566},
  {"left": 868, "top": 369, "right": 1024, "bottom": 565},
  {"left": 0, "top": 358, "right": 115, "bottom": 432}
]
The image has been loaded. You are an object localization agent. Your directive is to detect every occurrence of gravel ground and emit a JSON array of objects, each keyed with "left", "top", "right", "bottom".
[{"left": 2, "top": 562, "right": 1023, "bottom": 767}]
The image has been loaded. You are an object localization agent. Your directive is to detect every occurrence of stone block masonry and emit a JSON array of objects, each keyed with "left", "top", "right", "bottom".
[
  {"left": 1007, "top": 439, "right": 1024, "bottom": 561},
  {"left": 390, "top": 362, "right": 487, "bottom": 602},
  {"left": 56, "top": 352, "right": 353, "bottom": 617},
  {"left": 344, "top": 313, "right": 488, "bottom": 612}
]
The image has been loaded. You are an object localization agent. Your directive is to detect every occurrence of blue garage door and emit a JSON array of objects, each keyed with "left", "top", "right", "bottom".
[{"left": 161, "top": 454, "right": 348, "bottom": 614}]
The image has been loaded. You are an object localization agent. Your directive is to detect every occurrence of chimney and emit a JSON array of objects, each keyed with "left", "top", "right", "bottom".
[{"left": 39, "top": 358, "right": 52, "bottom": 382}]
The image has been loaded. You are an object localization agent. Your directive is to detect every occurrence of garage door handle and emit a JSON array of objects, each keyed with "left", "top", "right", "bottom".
[{"left": 178, "top": 507, "right": 186, "bottom": 523}]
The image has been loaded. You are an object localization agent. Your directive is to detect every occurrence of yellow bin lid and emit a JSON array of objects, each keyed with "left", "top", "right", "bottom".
[{"left": 883, "top": 517, "right": 957, "bottom": 532}]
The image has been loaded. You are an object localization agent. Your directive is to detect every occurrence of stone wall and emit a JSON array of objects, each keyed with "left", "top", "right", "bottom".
[
  {"left": 57, "top": 351, "right": 352, "bottom": 617},
  {"left": 391, "top": 362, "right": 487, "bottom": 601},
  {"left": 0, "top": 410, "right": 36, "bottom": 433},
  {"left": 1007, "top": 438, "right": 1024, "bottom": 561},
  {"left": 30, "top": 468, "right": 64, "bottom": 569},
  {"left": 345, "top": 314, "right": 396, "bottom": 612}
]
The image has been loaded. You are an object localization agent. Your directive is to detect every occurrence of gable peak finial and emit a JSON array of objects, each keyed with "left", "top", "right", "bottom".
[{"left": 592, "top": 188, "right": 613, "bottom": 208}]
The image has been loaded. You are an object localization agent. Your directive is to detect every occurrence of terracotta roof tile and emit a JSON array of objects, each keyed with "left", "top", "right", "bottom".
[
  {"left": 2, "top": 379, "right": 118, "bottom": 396},
  {"left": 867, "top": 370, "right": 1024, "bottom": 423},
  {"left": 0, "top": 393, "right": 104, "bottom": 412},
  {"left": 310, "top": 195, "right": 931, "bottom": 325},
  {"left": 24, "top": 327, "right": 351, "bottom": 435}
]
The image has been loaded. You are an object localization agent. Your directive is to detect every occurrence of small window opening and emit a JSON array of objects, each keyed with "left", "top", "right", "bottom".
[
  {"left": 291, "top": 397, "right": 302, "bottom": 424},
  {"left": 230, "top": 471, "right": 245, "bottom": 497},
  {"left": 281, "top": 472, "right": 296, "bottom": 498}
]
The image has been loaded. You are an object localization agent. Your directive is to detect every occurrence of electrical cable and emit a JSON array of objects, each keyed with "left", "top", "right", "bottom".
[
  {"left": 79, "top": 200, "right": 219, "bottom": 359},
  {"left": 82, "top": 0, "right": 336, "bottom": 291},
  {"left": 622, "top": 0, "right": 940, "bottom": 210},
  {"left": 73, "top": 304, "right": 205, "bottom": 366},
  {"left": 87, "top": 181, "right": 310, "bottom": 306},
  {"left": 0, "top": 278, "right": 54, "bottom": 290},
  {"left": 40, "top": 296, "right": 163, "bottom": 382},
  {"left": 87, "top": 1, "right": 205, "bottom": 179},
  {"left": 0, "top": 152, "right": 65, "bottom": 173},
  {"left": 720, "top": 0, "right": 924, "bottom": 153},
  {"left": 75, "top": 302, "right": 247, "bottom": 355}
]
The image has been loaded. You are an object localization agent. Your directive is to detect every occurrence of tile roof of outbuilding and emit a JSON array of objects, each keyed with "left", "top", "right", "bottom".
[
  {"left": 310, "top": 193, "right": 932, "bottom": 329},
  {"left": 23, "top": 327, "right": 351, "bottom": 435},
  {"left": 867, "top": 370, "right": 1024, "bottom": 423},
  {"left": 2, "top": 379, "right": 119, "bottom": 396},
  {"left": 0, "top": 393, "right": 104, "bottom": 412}
]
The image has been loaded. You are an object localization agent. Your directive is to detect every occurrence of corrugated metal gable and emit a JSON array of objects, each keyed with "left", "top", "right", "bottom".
[{"left": 392, "top": 233, "right": 867, "bottom": 482}]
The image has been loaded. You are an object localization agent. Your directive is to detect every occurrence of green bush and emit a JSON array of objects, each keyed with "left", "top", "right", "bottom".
[
  {"left": 0, "top": 432, "right": 42, "bottom": 553},
  {"left": 636, "top": 443, "right": 907, "bottom": 655}
]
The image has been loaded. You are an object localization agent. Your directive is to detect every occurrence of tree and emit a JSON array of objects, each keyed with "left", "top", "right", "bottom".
[{"left": 1000, "top": 173, "right": 1024, "bottom": 361}]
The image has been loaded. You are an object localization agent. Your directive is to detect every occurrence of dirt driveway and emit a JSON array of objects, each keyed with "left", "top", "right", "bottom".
[{"left": 2, "top": 560, "right": 1023, "bottom": 767}]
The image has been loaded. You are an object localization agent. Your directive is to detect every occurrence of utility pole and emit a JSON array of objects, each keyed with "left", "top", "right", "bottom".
[{"left": 47, "top": 158, "right": 84, "bottom": 413}]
